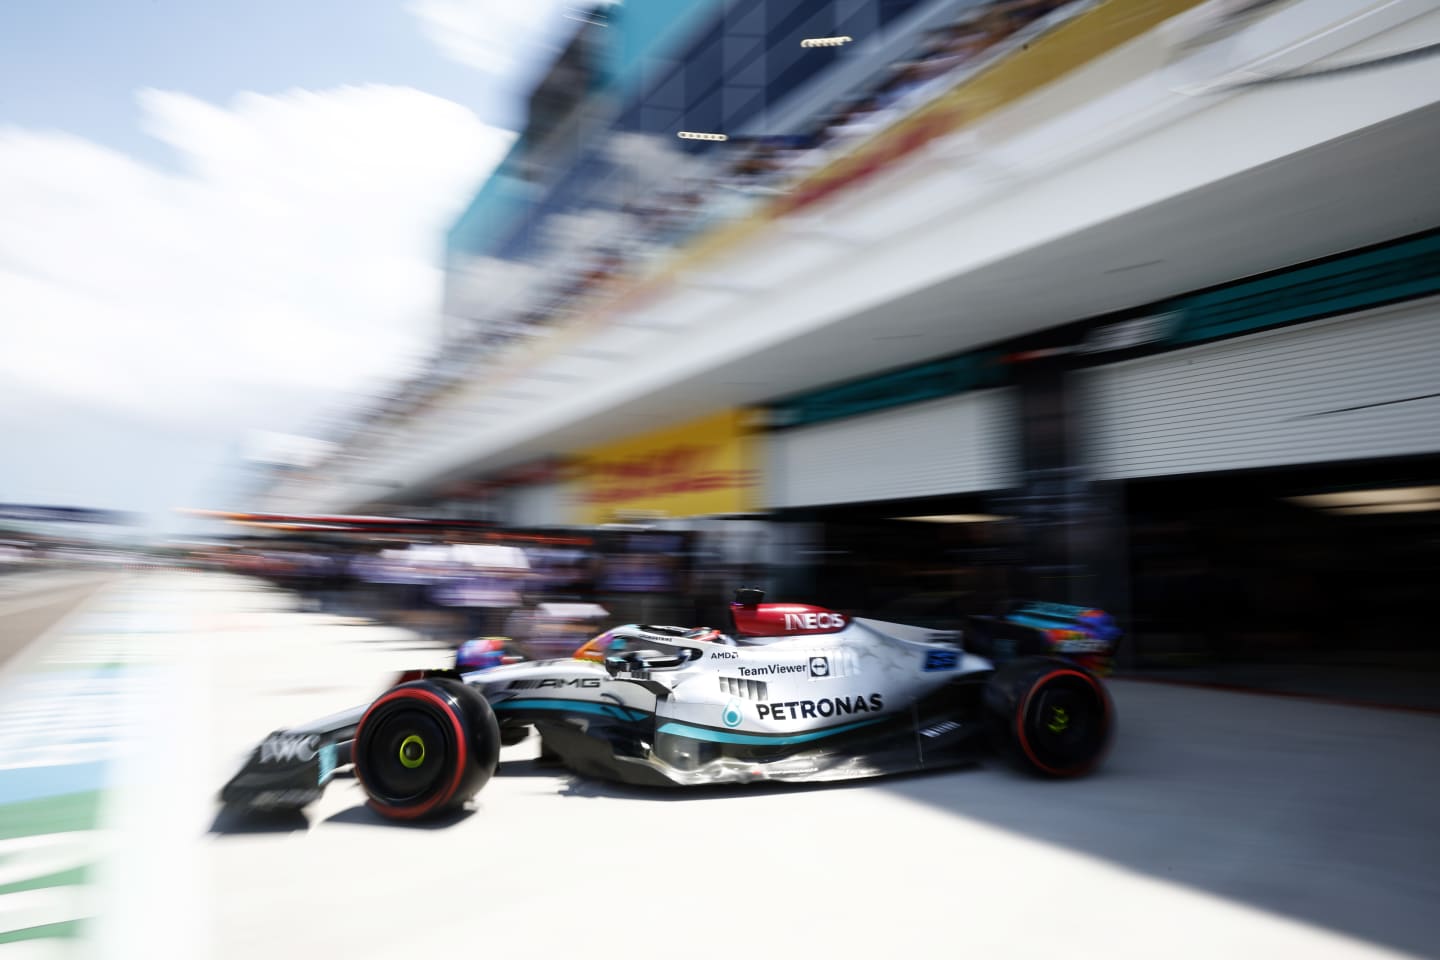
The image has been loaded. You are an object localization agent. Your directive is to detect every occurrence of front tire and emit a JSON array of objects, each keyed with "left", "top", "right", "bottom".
[
  {"left": 983, "top": 658, "right": 1112, "bottom": 777},
  {"left": 353, "top": 678, "right": 500, "bottom": 820}
]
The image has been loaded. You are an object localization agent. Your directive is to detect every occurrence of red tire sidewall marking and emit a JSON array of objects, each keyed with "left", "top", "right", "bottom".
[
  {"left": 355, "top": 686, "right": 469, "bottom": 819},
  {"left": 1015, "top": 668, "right": 1109, "bottom": 777}
]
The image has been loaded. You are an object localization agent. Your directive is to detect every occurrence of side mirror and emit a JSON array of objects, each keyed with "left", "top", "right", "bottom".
[{"left": 733, "top": 586, "right": 764, "bottom": 606}]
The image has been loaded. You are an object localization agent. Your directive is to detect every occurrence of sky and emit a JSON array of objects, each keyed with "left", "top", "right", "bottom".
[{"left": 0, "top": 0, "right": 583, "bottom": 533}]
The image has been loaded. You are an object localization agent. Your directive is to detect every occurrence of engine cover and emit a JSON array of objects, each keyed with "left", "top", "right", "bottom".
[{"left": 731, "top": 602, "right": 849, "bottom": 637}]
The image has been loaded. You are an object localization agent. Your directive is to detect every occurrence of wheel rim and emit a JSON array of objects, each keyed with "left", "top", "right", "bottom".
[
  {"left": 362, "top": 708, "right": 449, "bottom": 805},
  {"left": 398, "top": 734, "right": 426, "bottom": 769},
  {"left": 1022, "top": 673, "right": 1107, "bottom": 774}
]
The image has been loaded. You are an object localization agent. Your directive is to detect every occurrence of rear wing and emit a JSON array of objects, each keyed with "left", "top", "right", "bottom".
[{"left": 965, "top": 601, "right": 1120, "bottom": 673}]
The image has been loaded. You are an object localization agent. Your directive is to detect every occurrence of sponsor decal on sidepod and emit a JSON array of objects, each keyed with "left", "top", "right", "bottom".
[
  {"left": 739, "top": 663, "right": 808, "bottom": 678},
  {"left": 923, "top": 650, "right": 959, "bottom": 672},
  {"left": 507, "top": 678, "right": 602, "bottom": 690},
  {"left": 260, "top": 734, "right": 319, "bottom": 764},
  {"left": 755, "top": 693, "right": 883, "bottom": 721}
]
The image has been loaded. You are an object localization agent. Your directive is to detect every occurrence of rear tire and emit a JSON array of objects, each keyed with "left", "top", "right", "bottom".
[
  {"left": 353, "top": 678, "right": 500, "bottom": 820},
  {"left": 983, "top": 658, "right": 1112, "bottom": 777}
]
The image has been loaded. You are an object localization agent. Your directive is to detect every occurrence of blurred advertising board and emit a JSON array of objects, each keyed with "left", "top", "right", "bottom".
[
  {"left": 572, "top": 409, "right": 759, "bottom": 524},
  {"left": 0, "top": 505, "right": 133, "bottom": 525}
]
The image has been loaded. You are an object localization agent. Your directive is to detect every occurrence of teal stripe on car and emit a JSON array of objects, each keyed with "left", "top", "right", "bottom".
[
  {"left": 492, "top": 699, "right": 649, "bottom": 722},
  {"left": 655, "top": 717, "right": 883, "bottom": 746},
  {"left": 1008, "top": 614, "right": 1076, "bottom": 631}
]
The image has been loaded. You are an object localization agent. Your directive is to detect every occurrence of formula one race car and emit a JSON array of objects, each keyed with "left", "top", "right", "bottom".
[{"left": 220, "top": 590, "right": 1117, "bottom": 820}]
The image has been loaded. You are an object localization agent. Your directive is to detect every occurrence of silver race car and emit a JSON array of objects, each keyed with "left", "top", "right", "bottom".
[{"left": 220, "top": 589, "right": 1117, "bottom": 820}]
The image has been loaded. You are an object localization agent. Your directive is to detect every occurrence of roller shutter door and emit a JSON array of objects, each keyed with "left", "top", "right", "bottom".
[
  {"left": 768, "top": 388, "right": 1017, "bottom": 508},
  {"left": 1082, "top": 297, "right": 1440, "bottom": 479}
]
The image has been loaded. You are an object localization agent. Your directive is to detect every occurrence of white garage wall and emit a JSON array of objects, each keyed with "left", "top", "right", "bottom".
[
  {"left": 1081, "top": 296, "right": 1440, "bottom": 479},
  {"left": 500, "top": 482, "right": 572, "bottom": 528},
  {"left": 767, "top": 388, "right": 1018, "bottom": 508}
]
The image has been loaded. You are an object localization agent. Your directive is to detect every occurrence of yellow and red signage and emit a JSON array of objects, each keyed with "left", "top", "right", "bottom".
[{"left": 571, "top": 409, "right": 759, "bottom": 524}]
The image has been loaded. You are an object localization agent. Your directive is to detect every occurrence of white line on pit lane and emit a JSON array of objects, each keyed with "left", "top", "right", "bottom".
[
  {"left": 0, "top": 832, "right": 109, "bottom": 888},
  {"left": 92, "top": 588, "right": 210, "bottom": 960},
  {"left": 0, "top": 886, "right": 93, "bottom": 937},
  {"left": 0, "top": 939, "right": 80, "bottom": 959},
  {"left": 0, "top": 672, "right": 139, "bottom": 771}
]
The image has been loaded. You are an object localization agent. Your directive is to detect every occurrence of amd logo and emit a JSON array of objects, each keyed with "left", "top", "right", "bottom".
[
  {"left": 783, "top": 612, "right": 845, "bottom": 631},
  {"left": 710, "top": 651, "right": 739, "bottom": 659},
  {"left": 259, "top": 734, "right": 319, "bottom": 765}
]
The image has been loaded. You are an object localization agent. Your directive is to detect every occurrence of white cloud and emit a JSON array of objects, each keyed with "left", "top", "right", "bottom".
[
  {"left": 407, "top": 0, "right": 589, "bottom": 76},
  {"left": 0, "top": 84, "right": 515, "bottom": 435}
]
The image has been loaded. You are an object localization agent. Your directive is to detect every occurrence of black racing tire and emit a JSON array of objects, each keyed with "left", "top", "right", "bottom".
[
  {"left": 983, "top": 657, "right": 1112, "bottom": 778},
  {"left": 353, "top": 678, "right": 500, "bottom": 820}
]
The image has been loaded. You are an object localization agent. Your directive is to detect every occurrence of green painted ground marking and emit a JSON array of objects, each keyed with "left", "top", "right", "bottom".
[
  {"left": 0, "top": 919, "right": 84, "bottom": 945},
  {"left": 0, "top": 791, "right": 103, "bottom": 841},
  {"left": 0, "top": 786, "right": 105, "bottom": 945},
  {"left": 0, "top": 865, "right": 88, "bottom": 897}
]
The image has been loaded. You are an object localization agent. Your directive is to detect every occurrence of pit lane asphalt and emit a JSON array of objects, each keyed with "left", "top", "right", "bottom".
[
  {"left": 108, "top": 576, "right": 1440, "bottom": 960},
  {"left": 0, "top": 569, "right": 114, "bottom": 675}
]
